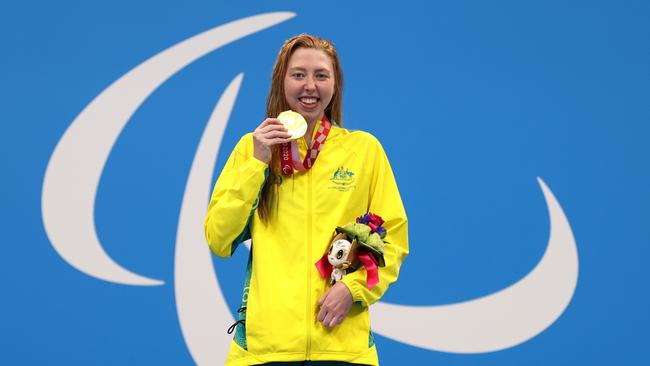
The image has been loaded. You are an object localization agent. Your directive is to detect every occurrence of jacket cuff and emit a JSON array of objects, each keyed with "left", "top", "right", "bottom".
[
  {"left": 242, "top": 155, "right": 269, "bottom": 173},
  {"left": 341, "top": 271, "right": 366, "bottom": 306}
]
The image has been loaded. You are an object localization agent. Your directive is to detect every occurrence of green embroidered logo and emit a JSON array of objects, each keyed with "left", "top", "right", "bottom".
[{"left": 329, "top": 166, "right": 356, "bottom": 192}]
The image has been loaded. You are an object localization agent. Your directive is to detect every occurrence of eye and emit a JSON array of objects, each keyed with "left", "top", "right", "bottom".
[
  {"left": 316, "top": 73, "right": 330, "bottom": 80},
  {"left": 292, "top": 72, "right": 305, "bottom": 79},
  {"left": 328, "top": 245, "right": 333, "bottom": 255},
  {"left": 336, "top": 249, "right": 344, "bottom": 259}
]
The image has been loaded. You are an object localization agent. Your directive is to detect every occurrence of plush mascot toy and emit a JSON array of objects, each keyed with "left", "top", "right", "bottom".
[{"left": 315, "top": 213, "right": 387, "bottom": 289}]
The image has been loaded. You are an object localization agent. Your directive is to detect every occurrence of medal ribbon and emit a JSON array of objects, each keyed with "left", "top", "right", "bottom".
[{"left": 280, "top": 115, "right": 332, "bottom": 176}]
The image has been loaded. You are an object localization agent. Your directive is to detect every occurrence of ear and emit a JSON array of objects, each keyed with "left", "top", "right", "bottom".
[
  {"left": 332, "top": 232, "right": 347, "bottom": 242},
  {"left": 348, "top": 239, "right": 359, "bottom": 260}
]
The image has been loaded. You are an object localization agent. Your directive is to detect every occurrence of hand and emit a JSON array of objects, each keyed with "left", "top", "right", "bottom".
[
  {"left": 317, "top": 282, "right": 353, "bottom": 328},
  {"left": 252, "top": 118, "right": 293, "bottom": 163}
]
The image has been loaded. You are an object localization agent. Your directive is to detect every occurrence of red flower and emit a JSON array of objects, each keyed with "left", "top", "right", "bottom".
[{"left": 367, "top": 213, "right": 384, "bottom": 232}]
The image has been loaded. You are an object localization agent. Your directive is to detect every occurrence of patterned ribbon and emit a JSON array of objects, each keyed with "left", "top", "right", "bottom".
[{"left": 280, "top": 115, "right": 332, "bottom": 175}]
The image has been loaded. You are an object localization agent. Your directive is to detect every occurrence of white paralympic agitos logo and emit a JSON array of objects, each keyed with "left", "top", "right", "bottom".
[{"left": 41, "top": 12, "right": 579, "bottom": 365}]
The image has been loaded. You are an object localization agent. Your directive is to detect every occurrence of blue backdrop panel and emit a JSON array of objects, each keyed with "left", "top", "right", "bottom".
[{"left": 1, "top": 0, "right": 649, "bottom": 365}]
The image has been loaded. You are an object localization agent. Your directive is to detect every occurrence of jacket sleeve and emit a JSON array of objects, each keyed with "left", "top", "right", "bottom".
[
  {"left": 341, "top": 135, "right": 409, "bottom": 306},
  {"left": 204, "top": 134, "right": 269, "bottom": 258}
]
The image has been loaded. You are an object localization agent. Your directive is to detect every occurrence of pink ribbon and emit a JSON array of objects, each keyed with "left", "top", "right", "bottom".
[
  {"left": 357, "top": 251, "right": 379, "bottom": 290},
  {"left": 315, "top": 251, "right": 379, "bottom": 290},
  {"left": 315, "top": 253, "right": 333, "bottom": 279}
]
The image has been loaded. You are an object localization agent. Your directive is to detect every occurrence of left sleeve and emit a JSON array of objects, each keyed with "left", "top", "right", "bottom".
[{"left": 341, "top": 135, "right": 409, "bottom": 306}]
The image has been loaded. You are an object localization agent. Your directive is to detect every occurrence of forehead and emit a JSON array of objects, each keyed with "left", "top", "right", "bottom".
[
  {"left": 332, "top": 239, "right": 351, "bottom": 249},
  {"left": 287, "top": 48, "right": 333, "bottom": 71}
]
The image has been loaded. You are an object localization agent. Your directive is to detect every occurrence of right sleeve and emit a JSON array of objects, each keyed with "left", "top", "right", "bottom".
[
  {"left": 340, "top": 134, "right": 408, "bottom": 306},
  {"left": 204, "top": 134, "right": 269, "bottom": 257}
]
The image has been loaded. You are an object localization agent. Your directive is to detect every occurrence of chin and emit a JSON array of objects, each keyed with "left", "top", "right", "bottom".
[{"left": 300, "top": 109, "right": 324, "bottom": 122}]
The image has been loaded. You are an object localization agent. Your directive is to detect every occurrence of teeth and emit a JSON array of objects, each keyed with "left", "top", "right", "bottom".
[{"left": 300, "top": 97, "right": 317, "bottom": 104}]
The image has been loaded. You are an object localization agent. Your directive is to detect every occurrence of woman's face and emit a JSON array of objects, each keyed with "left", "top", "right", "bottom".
[{"left": 283, "top": 48, "right": 335, "bottom": 124}]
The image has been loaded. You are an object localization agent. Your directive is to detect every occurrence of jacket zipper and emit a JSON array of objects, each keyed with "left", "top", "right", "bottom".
[{"left": 306, "top": 168, "right": 313, "bottom": 359}]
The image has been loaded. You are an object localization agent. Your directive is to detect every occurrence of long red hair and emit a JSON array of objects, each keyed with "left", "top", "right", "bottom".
[{"left": 258, "top": 34, "right": 344, "bottom": 224}]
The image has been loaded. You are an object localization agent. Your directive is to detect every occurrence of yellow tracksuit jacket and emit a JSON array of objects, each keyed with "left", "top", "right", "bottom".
[{"left": 204, "top": 120, "right": 409, "bottom": 365}]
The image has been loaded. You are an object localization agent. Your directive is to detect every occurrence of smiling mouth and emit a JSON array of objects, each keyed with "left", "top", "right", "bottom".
[{"left": 299, "top": 96, "right": 319, "bottom": 109}]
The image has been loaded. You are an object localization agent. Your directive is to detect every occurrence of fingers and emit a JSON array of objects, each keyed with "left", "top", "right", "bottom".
[
  {"left": 254, "top": 118, "right": 292, "bottom": 147},
  {"left": 319, "top": 307, "right": 342, "bottom": 329},
  {"left": 257, "top": 123, "right": 289, "bottom": 135},
  {"left": 261, "top": 137, "right": 293, "bottom": 146},
  {"left": 256, "top": 118, "right": 289, "bottom": 135},
  {"left": 318, "top": 290, "right": 329, "bottom": 306},
  {"left": 328, "top": 314, "right": 341, "bottom": 328},
  {"left": 256, "top": 118, "right": 281, "bottom": 129},
  {"left": 261, "top": 130, "right": 292, "bottom": 140},
  {"left": 317, "top": 289, "right": 331, "bottom": 322},
  {"left": 255, "top": 131, "right": 292, "bottom": 144},
  {"left": 316, "top": 283, "right": 354, "bottom": 329},
  {"left": 317, "top": 294, "right": 345, "bottom": 328},
  {"left": 317, "top": 291, "right": 330, "bottom": 324},
  {"left": 322, "top": 311, "right": 338, "bottom": 328},
  {"left": 317, "top": 306, "right": 327, "bottom": 323},
  {"left": 318, "top": 303, "right": 336, "bottom": 328},
  {"left": 252, "top": 118, "right": 293, "bottom": 163}
]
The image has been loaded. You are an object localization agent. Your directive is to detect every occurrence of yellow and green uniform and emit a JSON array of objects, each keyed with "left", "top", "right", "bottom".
[{"left": 204, "top": 120, "right": 409, "bottom": 365}]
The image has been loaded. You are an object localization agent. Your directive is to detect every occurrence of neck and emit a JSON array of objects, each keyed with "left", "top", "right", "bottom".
[{"left": 304, "top": 120, "right": 317, "bottom": 145}]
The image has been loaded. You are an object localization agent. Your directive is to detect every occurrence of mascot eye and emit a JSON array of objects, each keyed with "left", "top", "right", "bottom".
[
  {"left": 336, "top": 249, "right": 344, "bottom": 259},
  {"left": 328, "top": 245, "right": 333, "bottom": 255}
]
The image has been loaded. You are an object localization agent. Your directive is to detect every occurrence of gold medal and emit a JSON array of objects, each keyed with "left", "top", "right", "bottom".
[{"left": 277, "top": 110, "right": 307, "bottom": 139}]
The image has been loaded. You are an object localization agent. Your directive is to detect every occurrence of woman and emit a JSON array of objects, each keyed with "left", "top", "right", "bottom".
[{"left": 204, "top": 34, "right": 408, "bottom": 366}]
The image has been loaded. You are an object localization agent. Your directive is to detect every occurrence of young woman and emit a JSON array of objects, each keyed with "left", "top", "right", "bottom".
[{"left": 204, "top": 34, "right": 409, "bottom": 366}]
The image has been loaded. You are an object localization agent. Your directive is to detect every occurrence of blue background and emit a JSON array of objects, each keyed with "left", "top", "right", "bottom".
[{"left": 2, "top": 0, "right": 649, "bottom": 364}]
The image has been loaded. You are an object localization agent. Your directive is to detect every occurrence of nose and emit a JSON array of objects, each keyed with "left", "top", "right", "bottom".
[{"left": 304, "top": 75, "right": 316, "bottom": 92}]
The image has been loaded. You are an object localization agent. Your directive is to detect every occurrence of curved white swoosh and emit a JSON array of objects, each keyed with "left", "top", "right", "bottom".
[
  {"left": 371, "top": 177, "right": 579, "bottom": 353},
  {"left": 175, "top": 74, "right": 242, "bottom": 365},
  {"left": 41, "top": 12, "right": 296, "bottom": 285}
]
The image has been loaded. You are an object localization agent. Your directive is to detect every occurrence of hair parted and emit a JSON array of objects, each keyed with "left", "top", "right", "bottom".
[{"left": 258, "top": 34, "right": 344, "bottom": 224}]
